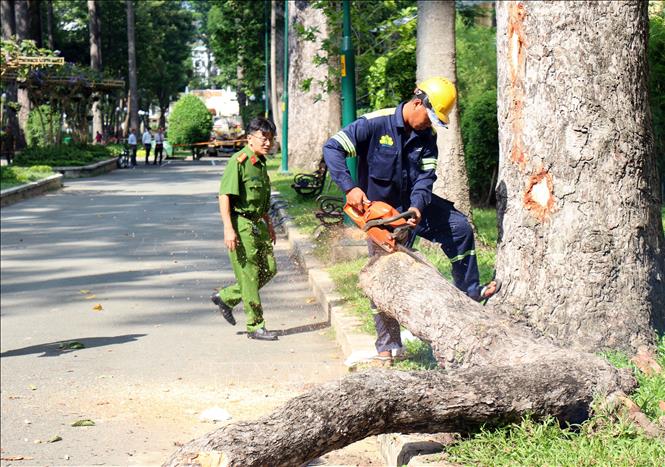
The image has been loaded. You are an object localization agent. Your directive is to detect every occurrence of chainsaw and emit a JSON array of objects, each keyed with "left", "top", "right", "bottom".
[{"left": 343, "top": 201, "right": 416, "bottom": 253}]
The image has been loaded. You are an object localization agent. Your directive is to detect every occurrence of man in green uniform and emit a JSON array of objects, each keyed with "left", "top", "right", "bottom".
[{"left": 212, "top": 117, "right": 279, "bottom": 341}]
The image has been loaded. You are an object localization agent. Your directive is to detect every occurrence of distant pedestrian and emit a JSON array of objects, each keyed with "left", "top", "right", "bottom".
[
  {"left": 154, "top": 127, "right": 165, "bottom": 165},
  {"left": 142, "top": 128, "right": 152, "bottom": 165},
  {"left": 127, "top": 128, "right": 137, "bottom": 167},
  {"left": 95, "top": 131, "right": 102, "bottom": 144},
  {"left": 212, "top": 117, "right": 279, "bottom": 341}
]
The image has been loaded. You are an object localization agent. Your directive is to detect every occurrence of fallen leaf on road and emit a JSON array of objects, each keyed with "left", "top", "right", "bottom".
[
  {"left": 47, "top": 435, "right": 62, "bottom": 443},
  {"left": 92, "top": 304, "right": 103, "bottom": 312},
  {"left": 305, "top": 297, "right": 317, "bottom": 304},
  {"left": 79, "top": 290, "right": 91, "bottom": 294},
  {"left": 71, "top": 419, "right": 95, "bottom": 427},
  {"left": 59, "top": 341, "right": 85, "bottom": 350},
  {"left": 28, "top": 385, "right": 37, "bottom": 391},
  {"left": 85, "top": 295, "right": 97, "bottom": 300},
  {"left": 1, "top": 456, "right": 34, "bottom": 461}
]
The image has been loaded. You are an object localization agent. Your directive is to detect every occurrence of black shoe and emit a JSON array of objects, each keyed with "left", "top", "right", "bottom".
[
  {"left": 211, "top": 292, "right": 236, "bottom": 325},
  {"left": 247, "top": 328, "right": 278, "bottom": 341}
]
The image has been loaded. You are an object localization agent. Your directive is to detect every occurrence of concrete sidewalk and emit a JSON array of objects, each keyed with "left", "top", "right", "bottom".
[{"left": 0, "top": 160, "right": 380, "bottom": 465}]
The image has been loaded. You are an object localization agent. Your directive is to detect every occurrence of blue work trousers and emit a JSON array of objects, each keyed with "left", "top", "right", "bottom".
[{"left": 373, "top": 195, "right": 480, "bottom": 353}]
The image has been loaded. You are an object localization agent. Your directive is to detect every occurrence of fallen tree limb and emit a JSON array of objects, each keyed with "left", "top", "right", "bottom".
[
  {"left": 164, "top": 252, "right": 636, "bottom": 466},
  {"left": 164, "top": 359, "right": 633, "bottom": 466}
]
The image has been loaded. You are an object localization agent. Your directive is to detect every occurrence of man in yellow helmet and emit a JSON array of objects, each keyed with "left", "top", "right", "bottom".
[{"left": 323, "top": 77, "right": 500, "bottom": 365}]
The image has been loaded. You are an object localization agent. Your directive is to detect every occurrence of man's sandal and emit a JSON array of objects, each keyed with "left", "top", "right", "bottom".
[{"left": 479, "top": 278, "right": 502, "bottom": 306}]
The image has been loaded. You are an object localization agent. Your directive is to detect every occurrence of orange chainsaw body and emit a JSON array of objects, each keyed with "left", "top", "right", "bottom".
[{"left": 343, "top": 201, "right": 413, "bottom": 252}]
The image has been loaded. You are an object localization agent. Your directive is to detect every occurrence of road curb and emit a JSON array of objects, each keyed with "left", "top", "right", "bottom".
[
  {"left": 53, "top": 157, "right": 118, "bottom": 178},
  {"left": 0, "top": 173, "right": 63, "bottom": 207},
  {"left": 270, "top": 193, "right": 376, "bottom": 363}
]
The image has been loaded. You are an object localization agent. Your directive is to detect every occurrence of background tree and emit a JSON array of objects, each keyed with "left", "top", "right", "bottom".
[
  {"left": 287, "top": 0, "right": 340, "bottom": 170},
  {"left": 417, "top": 0, "right": 472, "bottom": 218},
  {"left": 494, "top": 1, "right": 664, "bottom": 352},
  {"left": 14, "top": 0, "right": 31, "bottom": 147},
  {"left": 126, "top": 0, "right": 138, "bottom": 134},
  {"left": 207, "top": 0, "right": 265, "bottom": 124},
  {"left": 135, "top": 0, "right": 194, "bottom": 129},
  {"left": 1, "top": 0, "right": 22, "bottom": 154},
  {"left": 88, "top": 0, "right": 103, "bottom": 139}
]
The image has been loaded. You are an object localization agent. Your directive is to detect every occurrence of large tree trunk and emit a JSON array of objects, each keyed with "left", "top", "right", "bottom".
[
  {"left": 164, "top": 252, "right": 635, "bottom": 467},
  {"left": 494, "top": 1, "right": 665, "bottom": 353},
  {"left": 13, "top": 0, "right": 29, "bottom": 149},
  {"left": 126, "top": 0, "right": 139, "bottom": 134},
  {"left": 417, "top": 0, "right": 472, "bottom": 218},
  {"left": 270, "top": 0, "right": 284, "bottom": 138},
  {"left": 88, "top": 0, "right": 103, "bottom": 141},
  {"left": 287, "top": 0, "right": 340, "bottom": 171}
]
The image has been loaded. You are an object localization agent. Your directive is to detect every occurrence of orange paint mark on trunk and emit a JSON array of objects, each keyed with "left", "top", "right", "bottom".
[
  {"left": 507, "top": 2, "right": 528, "bottom": 171},
  {"left": 523, "top": 169, "right": 556, "bottom": 222}
]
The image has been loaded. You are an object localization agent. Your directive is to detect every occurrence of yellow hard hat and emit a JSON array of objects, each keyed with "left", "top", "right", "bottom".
[{"left": 416, "top": 77, "right": 457, "bottom": 125}]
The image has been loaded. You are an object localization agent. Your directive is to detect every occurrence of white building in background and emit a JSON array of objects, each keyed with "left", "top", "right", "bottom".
[{"left": 189, "top": 88, "right": 239, "bottom": 118}]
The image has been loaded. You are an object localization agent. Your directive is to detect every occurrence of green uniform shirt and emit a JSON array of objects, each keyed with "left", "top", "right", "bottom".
[{"left": 219, "top": 145, "right": 271, "bottom": 219}]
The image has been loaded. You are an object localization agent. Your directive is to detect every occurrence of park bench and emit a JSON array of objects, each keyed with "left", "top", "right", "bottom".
[
  {"left": 291, "top": 159, "right": 329, "bottom": 197},
  {"left": 314, "top": 195, "right": 344, "bottom": 228}
]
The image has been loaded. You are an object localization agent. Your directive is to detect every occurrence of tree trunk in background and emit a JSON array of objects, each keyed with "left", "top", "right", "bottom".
[
  {"left": 27, "top": 0, "right": 42, "bottom": 47},
  {"left": 236, "top": 63, "right": 247, "bottom": 123},
  {"left": 88, "top": 0, "right": 103, "bottom": 141},
  {"left": 126, "top": 0, "right": 138, "bottom": 135},
  {"left": 417, "top": 0, "right": 472, "bottom": 218},
  {"left": 270, "top": 0, "right": 284, "bottom": 138},
  {"left": 13, "top": 0, "right": 29, "bottom": 149},
  {"left": 1, "top": 0, "right": 21, "bottom": 158},
  {"left": 494, "top": 1, "right": 664, "bottom": 353},
  {"left": 46, "top": 0, "right": 54, "bottom": 49},
  {"left": 1, "top": 0, "right": 15, "bottom": 38},
  {"left": 288, "top": 0, "right": 340, "bottom": 171}
]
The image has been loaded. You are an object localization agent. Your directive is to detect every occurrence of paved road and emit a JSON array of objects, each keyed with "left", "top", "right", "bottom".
[{"left": 0, "top": 160, "right": 358, "bottom": 465}]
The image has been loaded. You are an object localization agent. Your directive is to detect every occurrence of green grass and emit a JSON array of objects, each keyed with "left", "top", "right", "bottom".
[
  {"left": 0, "top": 165, "right": 54, "bottom": 190},
  {"left": 443, "top": 337, "right": 665, "bottom": 466}
]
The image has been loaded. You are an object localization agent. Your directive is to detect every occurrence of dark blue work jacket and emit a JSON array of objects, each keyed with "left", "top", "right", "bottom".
[{"left": 322, "top": 103, "right": 438, "bottom": 212}]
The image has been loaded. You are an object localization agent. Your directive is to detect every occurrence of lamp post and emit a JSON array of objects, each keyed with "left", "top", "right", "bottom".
[
  {"left": 280, "top": 0, "right": 289, "bottom": 173},
  {"left": 341, "top": 0, "right": 357, "bottom": 183}
]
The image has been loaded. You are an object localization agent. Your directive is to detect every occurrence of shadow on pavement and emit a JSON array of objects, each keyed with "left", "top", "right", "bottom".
[
  {"left": 0, "top": 334, "right": 147, "bottom": 358},
  {"left": 233, "top": 321, "right": 330, "bottom": 337}
]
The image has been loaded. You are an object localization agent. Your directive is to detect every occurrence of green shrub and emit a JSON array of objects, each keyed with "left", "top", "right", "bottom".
[
  {"left": 26, "top": 105, "right": 60, "bottom": 147},
  {"left": 14, "top": 144, "right": 118, "bottom": 167},
  {"left": 462, "top": 89, "right": 499, "bottom": 205},
  {"left": 168, "top": 94, "right": 213, "bottom": 145},
  {"left": 0, "top": 165, "right": 53, "bottom": 190}
]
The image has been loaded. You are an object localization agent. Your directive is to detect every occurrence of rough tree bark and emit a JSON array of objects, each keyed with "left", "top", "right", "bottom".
[
  {"left": 27, "top": 0, "right": 42, "bottom": 47},
  {"left": 163, "top": 252, "right": 635, "bottom": 466},
  {"left": 126, "top": 0, "right": 139, "bottom": 135},
  {"left": 417, "top": 0, "right": 472, "bottom": 218},
  {"left": 88, "top": 0, "right": 103, "bottom": 140},
  {"left": 287, "top": 0, "right": 340, "bottom": 171},
  {"left": 270, "top": 0, "right": 284, "bottom": 138},
  {"left": 494, "top": 1, "right": 665, "bottom": 353}
]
